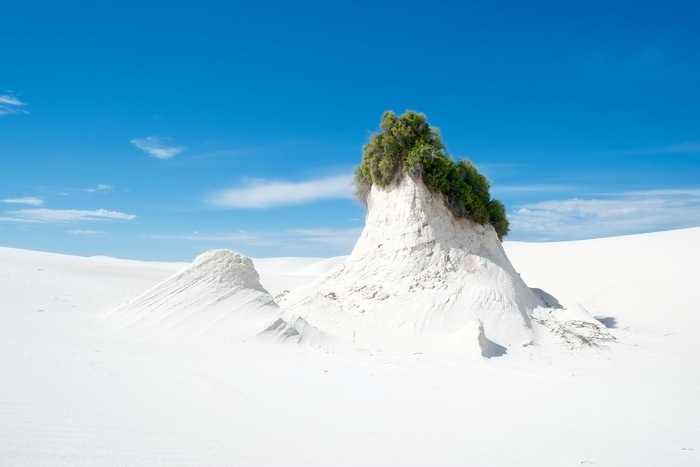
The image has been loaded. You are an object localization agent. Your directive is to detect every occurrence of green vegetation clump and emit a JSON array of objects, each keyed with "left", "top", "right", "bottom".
[{"left": 355, "top": 110, "right": 510, "bottom": 240}]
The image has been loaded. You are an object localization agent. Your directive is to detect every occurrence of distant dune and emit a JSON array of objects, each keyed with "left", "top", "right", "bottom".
[{"left": 0, "top": 227, "right": 698, "bottom": 465}]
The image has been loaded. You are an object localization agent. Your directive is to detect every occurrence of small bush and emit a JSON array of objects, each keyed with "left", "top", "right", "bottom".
[{"left": 355, "top": 110, "right": 510, "bottom": 240}]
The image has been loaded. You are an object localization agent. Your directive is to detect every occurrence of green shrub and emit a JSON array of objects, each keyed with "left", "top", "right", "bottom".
[{"left": 355, "top": 110, "right": 510, "bottom": 240}]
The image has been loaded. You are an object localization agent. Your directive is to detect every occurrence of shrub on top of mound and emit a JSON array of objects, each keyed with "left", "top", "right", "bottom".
[{"left": 354, "top": 110, "right": 509, "bottom": 240}]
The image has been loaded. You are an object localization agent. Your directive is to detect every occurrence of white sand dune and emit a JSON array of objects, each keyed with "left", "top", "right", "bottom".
[
  {"left": 251, "top": 255, "right": 346, "bottom": 296},
  {"left": 1, "top": 228, "right": 699, "bottom": 465},
  {"left": 107, "top": 249, "right": 322, "bottom": 345},
  {"left": 280, "top": 177, "right": 609, "bottom": 359},
  {"left": 506, "top": 227, "right": 700, "bottom": 339}
]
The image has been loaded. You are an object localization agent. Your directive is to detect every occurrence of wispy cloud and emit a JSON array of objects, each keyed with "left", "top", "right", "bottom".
[
  {"left": 0, "top": 216, "right": 42, "bottom": 223},
  {"left": 84, "top": 184, "right": 114, "bottom": 193},
  {"left": 0, "top": 93, "right": 29, "bottom": 116},
  {"left": 1, "top": 197, "right": 44, "bottom": 206},
  {"left": 625, "top": 188, "right": 700, "bottom": 197},
  {"left": 67, "top": 230, "right": 103, "bottom": 235},
  {"left": 4, "top": 208, "right": 136, "bottom": 223},
  {"left": 289, "top": 228, "right": 362, "bottom": 250},
  {"left": 131, "top": 136, "right": 184, "bottom": 159},
  {"left": 184, "top": 140, "right": 314, "bottom": 163},
  {"left": 509, "top": 188, "right": 700, "bottom": 241},
  {"left": 146, "top": 230, "right": 278, "bottom": 247},
  {"left": 657, "top": 141, "right": 700, "bottom": 154},
  {"left": 208, "top": 174, "right": 354, "bottom": 209},
  {"left": 144, "top": 226, "right": 362, "bottom": 252},
  {"left": 492, "top": 184, "right": 578, "bottom": 195},
  {"left": 606, "top": 140, "right": 700, "bottom": 156}
]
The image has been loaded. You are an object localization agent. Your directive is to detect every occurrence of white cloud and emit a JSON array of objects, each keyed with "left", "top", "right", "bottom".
[
  {"left": 607, "top": 140, "right": 700, "bottom": 155},
  {"left": 187, "top": 140, "right": 313, "bottom": 162},
  {"left": 0, "top": 95, "right": 23, "bottom": 105},
  {"left": 67, "top": 230, "right": 102, "bottom": 235},
  {"left": 208, "top": 174, "right": 354, "bottom": 209},
  {"left": 625, "top": 188, "right": 700, "bottom": 197},
  {"left": 492, "top": 184, "right": 578, "bottom": 195},
  {"left": 144, "top": 227, "right": 362, "bottom": 252},
  {"left": 657, "top": 141, "right": 700, "bottom": 154},
  {"left": 1, "top": 197, "right": 44, "bottom": 206},
  {"left": 146, "top": 230, "right": 277, "bottom": 246},
  {"left": 289, "top": 227, "right": 362, "bottom": 250},
  {"left": 0, "top": 216, "right": 42, "bottom": 223},
  {"left": 0, "top": 93, "right": 29, "bottom": 116},
  {"left": 84, "top": 184, "right": 114, "bottom": 193},
  {"left": 131, "top": 136, "right": 183, "bottom": 159},
  {"left": 510, "top": 188, "right": 700, "bottom": 241},
  {"left": 5, "top": 208, "right": 136, "bottom": 223}
]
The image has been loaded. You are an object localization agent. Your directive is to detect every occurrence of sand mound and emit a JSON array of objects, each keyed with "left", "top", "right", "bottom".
[
  {"left": 279, "top": 176, "right": 609, "bottom": 358},
  {"left": 108, "top": 250, "right": 319, "bottom": 344}
]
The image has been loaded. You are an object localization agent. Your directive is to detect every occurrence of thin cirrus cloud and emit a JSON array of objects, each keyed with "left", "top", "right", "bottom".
[
  {"left": 655, "top": 141, "right": 700, "bottom": 154},
  {"left": 131, "top": 136, "right": 184, "bottom": 159},
  {"left": 491, "top": 184, "right": 578, "bottom": 195},
  {"left": 605, "top": 140, "right": 700, "bottom": 155},
  {"left": 0, "top": 93, "right": 29, "bottom": 116},
  {"left": 144, "top": 226, "right": 362, "bottom": 252},
  {"left": 208, "top": 174, "right": 355, "bottom": 209},
  {"left": 84, "top": 184, "right": 114, "bottom": 193},
  {"left": 509, "top": 188, "right": 700, "bottom": 241},
  {"left": 289, "top": 227, "right": 363, "bottom": 250},
  {"left": 67, "top": 230, "right": 102, "bottom": 236},
  {"left": 4, "top": 208, "right": 136, "bottom": 223},
  {"left": 1, "top": 197, "right": 45, "bottom": 206},
  {"left": 143, "top": 231, "right": 281, "bottom": 247}
]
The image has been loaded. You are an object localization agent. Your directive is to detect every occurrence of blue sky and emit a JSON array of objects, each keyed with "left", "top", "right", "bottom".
[{"left": 1, "top": 0, "right": 699, "bottom": 260}]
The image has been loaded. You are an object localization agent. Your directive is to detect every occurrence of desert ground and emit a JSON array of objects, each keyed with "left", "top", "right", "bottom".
[{"left": 1, "top": 227, "right": 698, "bottom": 466}]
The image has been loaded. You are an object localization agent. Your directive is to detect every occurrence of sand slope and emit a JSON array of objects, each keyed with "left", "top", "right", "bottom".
[
  {"left": 280, "top": 177, "right": 609, "bottom": 358},
  {"left": 108, "top": 249, "right": 321, "bottom": 344},
  {"left": 0, "top": 228, "right": 699, "bottom": 465}
]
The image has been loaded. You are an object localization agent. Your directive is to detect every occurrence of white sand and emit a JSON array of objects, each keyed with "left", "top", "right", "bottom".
[
  {"left": 1, "top": 227, "right": 699, "bottom": 465},
  {"left": 280, "top": 176, "right": 547, "bottom": 359},
  {"left": 106, "top": 250, "right": 325, "bottom": 345}
]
